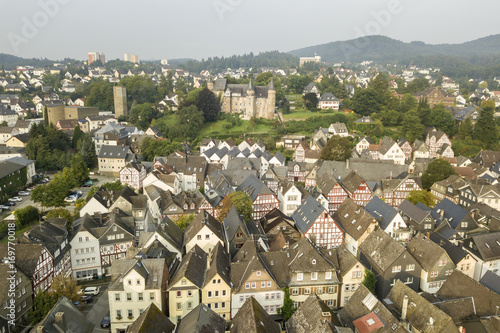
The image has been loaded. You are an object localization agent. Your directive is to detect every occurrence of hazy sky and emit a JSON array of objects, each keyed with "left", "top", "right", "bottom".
[{"left": 1, "top": 0, "right": 499, "bottom": 61}]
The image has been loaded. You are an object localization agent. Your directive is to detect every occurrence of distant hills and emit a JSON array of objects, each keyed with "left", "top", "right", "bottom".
[
  {"left": 288, "top": 34, "right": 500, "bottom": 65},
  {"left": 0, "top": 53, "right": 60, "bottom": 69}
]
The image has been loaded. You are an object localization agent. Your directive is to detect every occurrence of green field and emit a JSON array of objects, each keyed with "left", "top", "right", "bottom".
[{"left": 198, "top": 119, "right": 276, "bottom": 137}]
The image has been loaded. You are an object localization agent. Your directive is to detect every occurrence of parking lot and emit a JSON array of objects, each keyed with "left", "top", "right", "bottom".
[{"left": 78, "top": 279, "right": 111, "bottom": 332}]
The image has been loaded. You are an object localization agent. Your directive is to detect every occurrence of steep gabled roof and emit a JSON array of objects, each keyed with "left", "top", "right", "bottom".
[
  {"left": 36, "top": 296, "right": 94, "bottom": 333},
  {"left": 126, "top": 303, "right": 174, "bottom": 333},
  {"left": 359, "top": 228, "right": 406, "bottom": 273},
  {"left": 168, "top": 245, "right": 207, "bottom": 289},
  {"left": 341, "top": 171, "right": 366, "bottom": 194},
  {"left": 236, "top": 174, "right": 273, "bottom": 201},
  {"left": 286, "top": 294, "right": 336, "bottom": 333},
  {"left": 407, "top": 233, "right": 451, "bottom": 271},
  {"left": 223, "top": 205, "right": 250, "bottom": 242},
  {"left": 364, "top": 196, "right": 399, "bottom": 230},
  {"left": 204, "top": 242, "right": 230, "bottom": 287},
  {"left": 333, "top": 197, "right": 374, "bottom": 240},
  {"left": 176, "top": 303, "right": 225, "bottom": 333},
  {"left": 184, "top": 210, "right": 223, "bottom": 244},
  {"left": 230, "top": 297, "right": 281, "bottom": 333},
  {"left": 292, "top": 195, "right": 327, "bottom": 235}
]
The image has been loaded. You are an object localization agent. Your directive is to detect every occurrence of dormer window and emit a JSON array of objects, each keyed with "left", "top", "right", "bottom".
[
  {"left": 190, "top": 203, "right": 195, "bottom": 209},
  {"left": 183, "top": 204, "right": 188, "bottom": 209}
]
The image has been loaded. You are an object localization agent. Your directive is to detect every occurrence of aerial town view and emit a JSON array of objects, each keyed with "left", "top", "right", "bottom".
[{"left": 0, "top": 0, "right": 500, "bottom": 332}]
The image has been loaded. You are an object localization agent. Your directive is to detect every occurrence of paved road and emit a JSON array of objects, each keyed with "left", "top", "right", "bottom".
[
  {"left": 1, "top": 174, "right": 116, "bottom": 217},
  {"left": 84, "top": 281, "right": 111, "bottom": 332}
]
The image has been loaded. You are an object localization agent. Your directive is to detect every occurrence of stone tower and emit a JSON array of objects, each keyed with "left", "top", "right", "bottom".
[
  {"left": 262, "top": 78, "right": 276, "bottom": 119},
  {"left": 113, "top": 86, "right": 128, "bottom": 118},
  {"left": 246, "top": 79, "right": 256, "bottom": 119}
]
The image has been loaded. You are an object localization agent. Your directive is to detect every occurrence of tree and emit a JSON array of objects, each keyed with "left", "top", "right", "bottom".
[
  {"left": 77, "top": 133, "right": 97, "bottom": 168},
  {"left": 50, "top": 275, "right": 81, "bottom": 302},
  {"left": 456, "top": 117, "right": 473, "bottom": 140},
  {"left": 421, "top": 159, "right": 456, "bottom": 190},
  {"left": 429, "top": 104, "right": 456, "bottom": 136},
  {"left": 141, "top": 137, "right": 182, "bottom": 161},
  {"left": 86, "top": 181, "right": 125, "bottom": 200},
  {"left": 196, "top": 87, "right": 221, "bottom": 122},
  {"left": 174, "top": 105, "right": 205, "bottom": 140},
  {"left": 362, "top": 269, "right": 377, "bottom": 294},
  {"left": 70, "top": 154, "right": 89, "bottom": 186},
  {"left": 175, "top": 213, "right": 195, "bottom": 231},
  {"left": 352, "top": 88, "right": 383, "bottom": 116},
  {"left": 401, "top": 111, "right": 426, "bottom": 142},
  {"left": 217, "top": 192, "right": 253, "bottom": 223},
  {"left": 474, "top": 100, "right": 498, "bottom": 146},
  {"left": 417, "top": 98, "right": 431, "bottom": 126},
  {"left": 320, "top": 135, "right": 352, "bottom": 161},
  {"left": 128, "top": 103, "right": 159, "bottom": 130},
  {"left": 302, "top": 92, "right": 318, "bottom": 110},
  {"left": 28, "top": 290, "right": 56, "bottom": 323},
  {"left": 278, "top": 287, "right": 295, "bottom": 322},
  {"left": 13, "top": 205, "right": 39, "bottom": 227},
  {"left": 72, "top": 125, "right": 83, "bottom": 148},
  {"left": 406, "top": 189, "right": 435, "bottom": 207},
  {"left": 399, "top": 93, "right": 418, "bottom": 113}
]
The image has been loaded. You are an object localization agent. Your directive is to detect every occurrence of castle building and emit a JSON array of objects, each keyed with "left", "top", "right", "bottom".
[{"left": 208, "top": 78, "right": 276, "bottom": 120}]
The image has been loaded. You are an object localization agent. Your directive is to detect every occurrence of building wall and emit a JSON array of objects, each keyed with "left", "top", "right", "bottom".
[
  {"left": 185, "top": 225, "right": 224, "bottom": 254},
  {"left": 339, "top": 264, "right": 365, "bottom": 307},
  {"left": 99, "top": 157, "right": 128, "bottom": 177},
  {"left": 168, "top": 280, "right": 200, "bottom": 323},
  {"left": 202, "top": 274, "right": 231, "bottom": 320},
  {"left": 70, "top": 231, "right": 102, "bottom": 280},
  {"left": 46, "top": 104, "right": 65, "bottom": 126}
]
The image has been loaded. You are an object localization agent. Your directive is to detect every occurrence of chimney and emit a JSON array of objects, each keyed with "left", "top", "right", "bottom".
[
  {"left": 320, "top": 311, "right": 332, "bottom": 323},
  {"left": 345, "top": 159, "right": 350, "bottom": 169},
  {"left": 401, "top": 295, "right": 409, "bottom": 321},
  {"left": 161, "top": 224, "right": 166, "bottom": 232},
  {"left": 36, "top": 326, "right": 45, "bottom": 333},
  {"left": 54, "top": 312, "right": 66, "bottom": 332},
  {"left": 390, "top": 171, "right": 393, "bottom": 180},
  {"left": 383, "top": 298, "right": 394, "bottom": 311}
]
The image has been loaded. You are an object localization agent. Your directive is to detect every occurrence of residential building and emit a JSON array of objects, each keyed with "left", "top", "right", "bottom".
[
  {"left": 334, "top": 198, "right": 376, "bottom": 257},
  {"left": 425, "top": 127, "right": 453, "bottom": 159},
  {"left": 397, "top": 138, "right": 412, "bottom": 161},
  {"left": 0, "top": 263, "right": 33, "bottom": 324},
  {"left": 381, "top": 177, "right": 422, "bottom": 207},
  {"left": 138, "top": 217, "right": 184, "bottom": 261},
  {"left": 365, "top": 196, "right": 410, "bottom": 241},
  {"left": 317, "top": 174, "right": 349, "bottom": 214},
  {"left": 167, "top": 245, "right": 207, "bottom": 322},
  {"left": 259, "top": 208, "right": 302, "bottom": 250},
  {"left": 278, "top": 182, "right": 306, "bottom": 216},
  {"left": 292, "top": 195, "right": 344, "bottom": 249},
  {"left": 175, "top": 303, "right": 225, "bottom": 333},
  {"left": 462, "top": 232, "right": 500, "bottom": 280},
  {"left": 0, "top": 106, "right": 18, "bottom": 126},
  {"left": 286, "top": 294, "right": 337, "bottom": 333},
  {"left": 318, "top": 93, "right": 340, "bottom": 110},
  {"left": 278, "top": 135, "right": 306, "bottom": 150},
  {"left": 398, "top": 199, "right": 435, "bottom": 233},
  {"left": 230, "top": 297, "right": 281, "bottom": 333},
  {"left": 429, "top": 233, "right": 477, "bottom": 279},
  {"left": 340, "top": 171, "right": 373, "bottom": 206},
  {"left": 69, "top": 214, "right": 103, "bottom": 280},
  {"left": 386, "top": 280, "right": 459, "bottom": 333},
  {"left": 119, "top": 162, "right": 146, "bottom": 190},
  {"left": 202, "top": 243, "right": 231, "bottom": 320},
  {"left": 407, "top": 232, "right": 455, "bottom": 292},
  {"left": 236, "top": 174, "right": 280, "bottom": 221},
  {"left": 412, "top": 140, "right": 430, "bottom": 159},
  {"left": 223, "top": 206, "right": 252, "bottom": 257},
  {"left": 231, "top": 243, "right": 283, "bottom": 317},
  {"left": 125, "top": 303, "right": 175, "bottom": 333},
  {"left": 413, "top": 87, "right": 456, "bottom": 108},
  {"left": 34, "top": 296, "right": 94, "bottom": 333},
  {"left": 355, "top": 137, "right": 375, "bottom": 154},
  {"left": 0, "top": 244, "right": 54, "bottom": 293},
  {"left": 164, "top": 156, "right": 207, "bottom": 192},
  {"left": 108, "top": 259, "right": 168, "bottom": 333},
  {"left": 359, "top": 229, "right": 421, "bottom": 298},
  {"left": 430, "top": 175, "right": 466, "bottom": 204},
  {"left": 262, "top": 238, "right": 341, "bottom": 309},
  {"left": 184, "top": 210, "right": 224, "bottom": 254},
  {"left": 98, "top": 145, "right": 136, "bottom": 177}
]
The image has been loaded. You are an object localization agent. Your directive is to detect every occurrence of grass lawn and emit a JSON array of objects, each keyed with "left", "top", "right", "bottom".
[
  {"left": 0, "top": 219, "right": 38, "bottom": 243},
  {"left": 283, "top": 110, "right": 338, "bottom": 120},
  {"left": 199, "top": 119, "right": 277, "bottom": 137}
]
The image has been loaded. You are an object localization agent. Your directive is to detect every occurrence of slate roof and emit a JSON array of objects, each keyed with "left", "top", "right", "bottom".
[
  {"left": 223, "top": 205, "right": 250, "bottom": 242},
  {"left": 126, "top": 302, "right": 174, "bottom": 333},
  {"left": 406, "top": 233, "right": 451, "bottom": 271},
  {"left": 333, "top": 198, "right": 374, "bottom": 241},
  {"left": 387, "top": 280, "right": 458, "bottom": 333},
  {"left": 437, "top": 270, "right": 500, "bottom": 317},
  {"left": 231, "top": 244, "right": 275, "bottom": 292},
  {"left": 236, "top": 174, "right": 274, "bottom": 201},
  {"left": 398, "top": 199, "right": 429, "bottom": 224},
  {"left": 478, "top": 270, "right": 500, "bottom": 295},
  {"left": 230, "top": 297, "right": 281, "bottom": 333},
  {"left": 35, "top": 296, "right": 94, "bottom": 333},
  {"left": 286, "top": 294, "right": 336, "bottom": 333},
  {"left": 0, "top": 159, "right": 26, "bottom": 178},
  {"left": 98, "top": 145, "right": 134, "bottom": 159},
  {"left": 358, "top": 228, "right": 406, "bottom": 273},
  {"left": 292, "top": 195, "right": 327, "bottom": 235},
  {"left": 138, "top": 216, "right": 183, "bottom": 252},
  {"left": 364, "top": 196, "right": 399, "bottom": 231},
  {"left": 0, "top": 243, "right": 44, "bottom": 278},
  {"left": 341, "top": 171, "right": 366, "bottom": 194},
  {"left": 184, "top": 210, "right": 223, "bottom": 245},
  {"left": 204, "top": 242, "right": 230, "bottom": 287},
  {"left": 175, "top": 303, "right": 225, "bottom": 333},
  {"left": 432, "top": 197, "right": 469, "bottom": 229},
  {"left": 467, "top": 232, "right": 500, "bottom": 261},
  {"left": 428, "top": 233, "right": 469, "bottom": 265},
  {"left": 338, "top": 284, "right": 405, "bottom": 333},
  {"left": 168, "top": 245, "right": 207, "bottom": 289},
  {"left": 317, "top": 160, "right": 408, "bottom": 182},
  {"left": 319, "top": 92, "right": 339, "bottom": 102}
]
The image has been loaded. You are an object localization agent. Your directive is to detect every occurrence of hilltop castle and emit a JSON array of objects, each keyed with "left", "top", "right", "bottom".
[{"left": 208, "top": 78, "right": 276, "bottom": 120}]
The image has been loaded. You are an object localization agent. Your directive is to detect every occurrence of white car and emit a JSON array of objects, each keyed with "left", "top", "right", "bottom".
[
  {"left": 83, "top": 286, "right": 100, "bottom": 296},
  {"left": 18, "top": 191, "right": 30, "bottom": 196},
  {"left": 64, "top": 195, "right": 77, "bottom": 203},
  {"left": 8, "top": 197, "right": 22, "bottom": 202}
]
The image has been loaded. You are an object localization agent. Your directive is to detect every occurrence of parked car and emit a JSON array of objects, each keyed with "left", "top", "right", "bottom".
[
  {"left": 27, "top": 186, "right": 36, "bottom": 191},
  {"left": 8, "top": 197, "right": 22, "bottom": 202},
  {"left": 73, "top": 300, "right": 85, "bottom": 310},
  {"left": 81, "top": 295, "right": 93, "bottom": 304},
  {"left": 83, "top": 286, "right": 100, "bottom": 296},
  {"left": 100, "top": 313, "right": 110, "bottom": 328},
  {"left": 0, "top": 205, "right": 10, "bottom": 210},
  {"left": 64, "top": 195, "right": 77, "bottom": 203},
  {"left": 3, "top": 201, "right": 15, "bottom": 207},
  {"left": 18, "top": 191, "right": 30, "bottom": 196}
]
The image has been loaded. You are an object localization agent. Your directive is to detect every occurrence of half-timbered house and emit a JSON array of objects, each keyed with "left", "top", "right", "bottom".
[
  {"left": 317, "top": 173, "right": 349, "bottom": 214},
  {"left": 236, "top": 174, "right": 280, "bottom": 221},
  {"left": 340, "top": 171, "right": 373, "bottom": 206}
]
